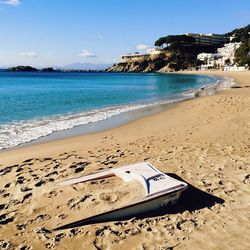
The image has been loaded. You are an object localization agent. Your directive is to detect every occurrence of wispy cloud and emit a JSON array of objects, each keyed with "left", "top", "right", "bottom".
[
  {"left": 19, "top": 51, "right": 38, "bottom": 58},
  {"left": 135, "top": 44, "right": 150, "bottom": 50},
  {"left": 2, "top": 0, "right": 21, "bottom": 6},
  {"left": 78, "top": 49, "right": 97, "bottom": 58}
]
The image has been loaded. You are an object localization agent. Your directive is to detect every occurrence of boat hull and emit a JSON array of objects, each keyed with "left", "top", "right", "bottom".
[{"left": 54, "top": 188, "right": 185, "bottom": 230}]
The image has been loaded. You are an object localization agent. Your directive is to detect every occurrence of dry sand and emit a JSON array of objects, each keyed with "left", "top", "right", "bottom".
[{"left": 0, "top": 71, "right": 249, "bottom": 250}]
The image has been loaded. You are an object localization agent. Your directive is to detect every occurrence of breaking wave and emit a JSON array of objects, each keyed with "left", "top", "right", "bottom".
[{"left": 0, "top": 76, "right": 235, "bottom": 150}]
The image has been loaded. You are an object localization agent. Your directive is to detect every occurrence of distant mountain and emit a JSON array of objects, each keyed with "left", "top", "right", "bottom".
[{"left": 61, "top": 63, "right": 111, "bottom": 70}]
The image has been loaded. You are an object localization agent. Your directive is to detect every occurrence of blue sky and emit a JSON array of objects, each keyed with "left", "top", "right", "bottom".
[{"left": 0, "top": 0, "right": 249, "bottom": 67}]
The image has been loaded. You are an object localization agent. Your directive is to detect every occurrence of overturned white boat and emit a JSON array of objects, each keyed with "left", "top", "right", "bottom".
[{"left": 54, "top": 162, "right": 188, "bottom": 230}]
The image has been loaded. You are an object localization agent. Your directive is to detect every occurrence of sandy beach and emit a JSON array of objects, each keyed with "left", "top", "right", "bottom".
[{"left": 0, "top": 71, "right": 249, "bottom": 250}]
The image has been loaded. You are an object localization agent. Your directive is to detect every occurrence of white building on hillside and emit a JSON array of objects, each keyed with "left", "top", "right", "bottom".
[
  {"left": 217, "top": 42, "right": 241, "bottom": 64},
  {"left": 197, "top": 53, "right": 220, "bottom": 62},
  {"left": 121, "top": 48, "right": 165, "bottom": 63},
  {"left": 197, "top": 42, "right": 241, "bottom": 70},
  {"left": 146, "top": 48, "right": 162, "bottom": 55},
  {"left": 197, "top": 53, "right": 220, "bottom": 69},
  {"left": 121, "top": 52, "right": 149, "bottom": 62}
]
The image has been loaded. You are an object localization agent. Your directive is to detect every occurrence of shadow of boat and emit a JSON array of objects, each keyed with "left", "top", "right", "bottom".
[
  {"left": 54, "top": 174, "right": 224, "bottom": 230},
  {"left": 136, "top": 173, "right": 224, "bottom": 219}
]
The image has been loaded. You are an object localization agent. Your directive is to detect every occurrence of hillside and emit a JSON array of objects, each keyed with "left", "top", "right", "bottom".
[
  {"left": 226, "top": 25, "right": 250, "bottom": 66},
  {"left": 107, "top": 24, "right": 250, "bottom": 72},
  {"left": 107, "top": 53, "right": 171, "bottom": 72}
]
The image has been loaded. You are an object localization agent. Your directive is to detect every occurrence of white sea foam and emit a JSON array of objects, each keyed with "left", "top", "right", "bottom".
[
  {"left": 0, "top": 98, "right": 189, "bottom": 150},
  {"left": 0, "top": 76, "right": 234, "bottom": 150},
  {"left": 189, "top": 76, "right": 235, "bottom": 97}
]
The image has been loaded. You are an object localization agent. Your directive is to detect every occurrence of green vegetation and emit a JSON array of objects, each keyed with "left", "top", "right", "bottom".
[
  {"left": 154, "top": 37, "right": 168, "bottom": 48},
  {"left": 7, "top": 66, "right": 38, "bottom": 72},
  {"left": 226, "top": 24, "right": 250, "bottom": 43},
  {"left": 226, "top": 24, "right": 250, "bottom": 66},
  {"left": 154, "top": 24, "right": 250, "bottom": 69},
  {"left": 154, "top": 35, "right": 221, "bottom": 70},
  {"left": 234, "top": 42, "right": 250, "bottom": 66},
  {"left": 154, "top": 35, "right": 195, "bottom": 48}
]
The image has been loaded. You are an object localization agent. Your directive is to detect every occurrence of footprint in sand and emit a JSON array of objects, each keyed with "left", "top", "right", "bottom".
[
  {"left": 69, "top": 228, "right": 81, "bottom": 237},
  {"left": 16, "top": 176, "right": 26, "bottom": 185},
  {"left": 22, "top": 159, "right": 34, "bottom": 163},
  {"left": 22, "top": 193, "right": 32, "bottom": 203},
  {"left": 0, "top": 240, "right": 15, "bottom": 250},
  {"left": 20, "top": 186, "right": 32, "bottom": 192},
  {"left": 67, "top": 195, "right": 91, "bottom": 209},
  {"left": 57, "top": 213, "right": 67, "bottom": 219},
  {"left": 19, "top": 245, "right": 33, "bottom": 250},
  {"left": 42, "top": 158, "right": 53, "bottom": 162},
  {"left": 0, "top": 204, "right": 5, "bottom": 210},
  {"left": 28, "top": 214, "right": 51, "bottom": 225},
  {"left": 101, "top": 159, "right": 118, "bottom": 166},
  {"left": 176, "top": 219, "right": 198, "bottom": 232},
  {"left": 2, "top": 193, "right": 10, "bottom": 198},
  {"left": 16, "top": 167, "right": 24, "bottom": 173},
  {"left": 34, "top": 180, "right": 45, "bottom": 187},
  {"left": 243, "top": 174, "right": 250, "bottom": 184},
  {"left": 69, "top": 161, "right": 89, "bottom": 173},
  {"left": 0, "top": 165, "right": 16, "bottom": 176},
  {"left": 4, "top": 183, "right": 11, "bottom": 189},
  {"left": 74, "top": 167, "right": 85, "bottom": 173},
  {"left": 16, "top": 223, "right": 28, "bottom": 231},
  {"left": 34, "top": 227, "right": 52, "bottom": 237},
  {"left": 44, "top": 233, "right": 66, "bottom": 249},
  {"left": 47, "top": 191, "right": 59, "bottom": 198},
  {"left": 0, "top": 211, "right": 15, "bottom": 225},
  {"left": 45, "top": 171, "right": 58, "bottom": 178}
]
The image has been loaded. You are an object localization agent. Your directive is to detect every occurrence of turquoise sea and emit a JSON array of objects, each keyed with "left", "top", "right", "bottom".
[{"left": 0, "top": 72, "right": 218, "bottom": 149}]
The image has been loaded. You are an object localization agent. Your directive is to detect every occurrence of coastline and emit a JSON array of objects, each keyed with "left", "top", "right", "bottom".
[
  {"left": 0, "top": 72, "right": 217, "bottom": 151},
  {"left": 0, "top": 71, "right": 249, "bottom": 249},
  {"left": 0, "top": 72, "right": 241, "bottom": 160},
  {"left": 0, "top": 73, "right": 222, "bottom": 151}
]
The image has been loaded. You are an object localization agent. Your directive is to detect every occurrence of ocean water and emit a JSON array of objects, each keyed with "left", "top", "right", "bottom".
[{"left": 0, "top": 72, "right": 218, "bottom": 149}]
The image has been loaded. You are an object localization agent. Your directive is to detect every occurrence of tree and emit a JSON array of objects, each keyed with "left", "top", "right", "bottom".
[
  {"left": 234, "top": 42, "right": 250, "bottom": 66},
  {"left": 166, "top": 35, "right": 195, "bottom": 43},
  {"left": 226, "top": 24, "right": 250, "bottom": 43},
  {"left": 154, "top": 37, "right": 168, "bottom": 47},
  {"left": 154, "top": 35, "right": 195, "bottom": 48}
]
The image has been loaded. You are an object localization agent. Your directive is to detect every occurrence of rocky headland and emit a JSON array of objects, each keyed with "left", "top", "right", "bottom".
[
  {"left": 106, "top": 56, "right": 175, "bottom": 73},
  {"left": 7, "top": 66, "right": 39, "bottom": 72},
  {"left": 106, "top": 53, "right": 197, "bottom": 73}
]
